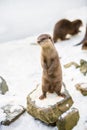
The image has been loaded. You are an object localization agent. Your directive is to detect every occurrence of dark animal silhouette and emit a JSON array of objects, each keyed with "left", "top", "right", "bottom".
[
  {"left": 75, "top": 25, "right": 87, "bottom": 46},
  {"left": 53, "top": 19, "right": 82, "bottom": 43}
]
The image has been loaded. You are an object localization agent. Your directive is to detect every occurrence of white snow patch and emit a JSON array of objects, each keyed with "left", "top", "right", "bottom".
[
  {"left": 66, "top": 34, "right": 72, "bottom": 39},
  {"left": 30, "top": 84, "right": 64, "bottom": 108},
  {"left": 0, "top": 78, "right": 2, "bottom": 83},
  {"left": 10, "top": 105, "right": 23, "bottom": 113},
  {"left": 0, "top": 109, "right": 6, "bottom": 122},
  {"left": 60, "top": 108, "right": 78, "bottom": 119},
  {"left": 84, "top": 122, "right": 87, "bottom": 130},
  {"left": 81, "top": 83, "right": 87, "bottom": 89},
  {"left": 66, "top": 104, "right": 69, "bottom": 108}
]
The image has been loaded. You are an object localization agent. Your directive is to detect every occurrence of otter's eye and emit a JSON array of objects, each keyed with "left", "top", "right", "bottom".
[
  {"left": 48, "top": 36, "right": 52, "bottom": 42},
  {"left": 49, "top": 37, "right": 51, "bottom": 39}
]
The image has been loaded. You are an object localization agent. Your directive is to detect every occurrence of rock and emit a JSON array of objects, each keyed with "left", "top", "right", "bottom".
[
  {"left": 0, "top": 76, "right": 9, "bottom": 94},
  {"left": 64, "top": 62, "right": 79, "bottom": 68},
  {"left": 75, "top": 83, "right": 87, "bottom": 96},
  {"left": 1, "top": 103, "right": 25, "bottom": 125},
  {"left": 64, "top": 59, "right": 87, "bottom": 75},
  {"left": 27, "top": 84, "right": 73, "bottom": 125},
  {"left": 80, "top": 59, "right": 87, "bottom": 76},
  {"left": 56, "top": 108, "right": 79, "bottom": 130}
]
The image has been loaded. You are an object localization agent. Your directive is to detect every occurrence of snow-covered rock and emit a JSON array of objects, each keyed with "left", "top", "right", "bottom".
[
  {"left": 27, "top": 84, "right": 73, "bottom": 125},
  {"left": 0, "top": 76, "right": 9, "bottom": 95},
  {"left": 0, "top": 108, "right": 6, "bottom": 123},
  {"left": 1, "top": 103, "right": 25, "bottom": 125},
  {"left": 56, "top": 108, "right": 79, "bottom": 130},
  {"left": 75, "top": 83, "right": 87, "bottom": 96}
]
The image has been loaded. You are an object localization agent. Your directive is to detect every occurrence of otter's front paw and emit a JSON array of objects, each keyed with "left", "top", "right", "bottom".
[{"left": 48, "top": 70, "right": 53, "bottom": 75}]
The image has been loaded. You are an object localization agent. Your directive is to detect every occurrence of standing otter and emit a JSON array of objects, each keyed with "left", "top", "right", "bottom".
[
  {"left": 53, "top": 19, "right": 82, "bottom": 43},
  {"left": 37, "top": 34, "right": 63, "bottom": 100},
  {"left": 75, "top": 25, "right": 87, "bottom": 50}
]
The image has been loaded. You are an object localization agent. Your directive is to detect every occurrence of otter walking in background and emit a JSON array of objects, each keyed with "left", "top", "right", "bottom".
[
  {"left": 75, "top": 25, "right": 87, "bottom": 50},
  {"left": 53, "top": 19, "right": 82, "bottom": 43},
  {"left": 82, "top": 40, "right": 87, "bottom": 50},
  {"left": 37, "top": 34, "right": 63, "bottom": 100}
]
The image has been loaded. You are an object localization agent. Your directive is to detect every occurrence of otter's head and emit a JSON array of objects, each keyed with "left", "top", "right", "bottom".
[
  {"left": 74, "top": 19, "right": 83, "bottom": 28},
  {"left": 37, "top": 34, "right": 53, "bottom": 48}
]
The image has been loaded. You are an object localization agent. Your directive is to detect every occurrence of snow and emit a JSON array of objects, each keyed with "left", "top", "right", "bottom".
[
  {"left": 80, "top": 83, "right": 87, "bottom": 89},
  {"left": 30, "top": 84, "right": 64, "bottom": 108},
  {"left": 66, "top": 104, "right": 70, "bottom": 108},
  {"left": 59, "top": 107, "right": 78, "bottom": 119},
  {"left": 10, "top": 105, "right": 24, "bottom": 113},
  {"left": 0, "top": 0, "right": 87, "bottom": 43},
  {"left": 0, "top": 78, "right": 2, "bottom": 83},
  {"left": 0, "top": 109, "right": 6, "bottom": 123},
  {"left": 0, "top": 1, "right": 87, "bottom": 130}
]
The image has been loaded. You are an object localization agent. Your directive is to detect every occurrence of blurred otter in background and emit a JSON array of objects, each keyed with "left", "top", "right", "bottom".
[
  {"left": 53, "top": 19, "right": 82, "bottom": 43},
  {"left": 82, "top": 40, "right": 87, "bottom": 50},
  {"left": 75, "top": 25, "right": 87, "bottom": 50}
]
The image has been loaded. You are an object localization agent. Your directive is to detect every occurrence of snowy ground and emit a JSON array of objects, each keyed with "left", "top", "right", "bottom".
[
  {"left": 0, "top": 0, "right": 87, "bottom": 43},
  {"left": 0, "top": 5, "right": 87, "bottom": 130}
]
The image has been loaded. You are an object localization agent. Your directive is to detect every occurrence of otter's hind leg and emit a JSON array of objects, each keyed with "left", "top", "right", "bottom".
[
  {"left": 39, "top": 90, "right": 46, "bottom": 100},
  {"left": 39, "top": 81, "right": 50, "bottom": 100},
  {"left": 60, "top": 34, "right": 67, "bottom": 40},
  {"left": 54, "top": 82, "right": 65, "bottom": 97}
]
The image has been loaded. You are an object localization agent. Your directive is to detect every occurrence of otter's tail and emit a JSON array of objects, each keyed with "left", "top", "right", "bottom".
[
  {"left": 74, "top": 24, "right": 87, "bottom": 46},
  {"left": 74, "top": 41, "right": 83, "bottom": 46}
]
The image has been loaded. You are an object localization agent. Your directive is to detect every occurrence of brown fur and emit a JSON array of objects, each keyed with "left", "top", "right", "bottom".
[
  {"left": 82, "top": 40, "right": 87, "bottom": 50},
  {"left": 53, "top": 19, "right": 82, "bottom": 43},
  {"left": 75, "top": 25, "right": 87, "bottom": 47},
  {"left": 37, "top": 34, "right": 63, "bottom": 100}
]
